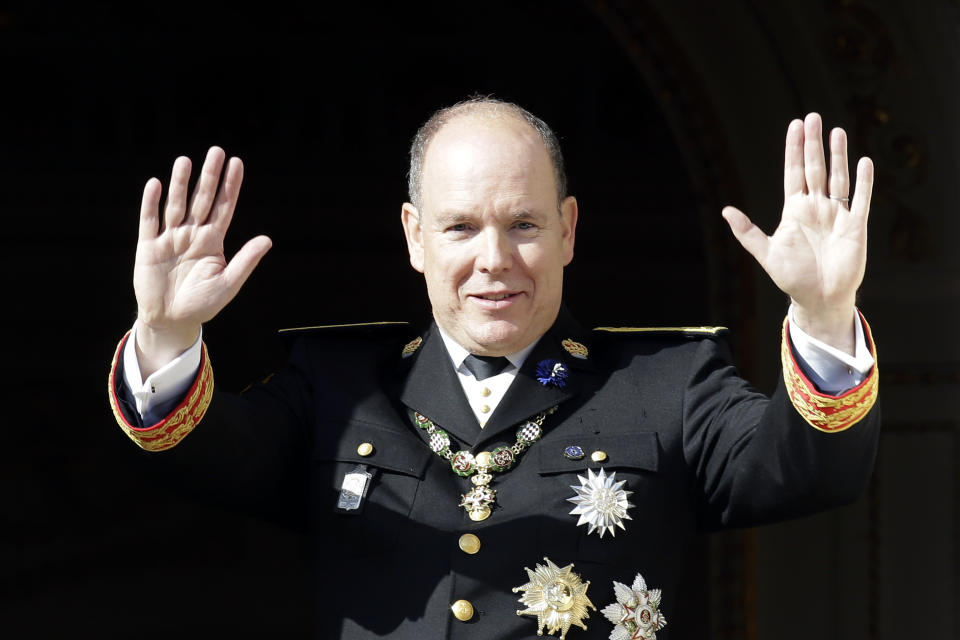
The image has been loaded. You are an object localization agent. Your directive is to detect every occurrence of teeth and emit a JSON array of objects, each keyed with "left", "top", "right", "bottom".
[{"left": 483, "top": 293, "right": 511, "bottom": 300}]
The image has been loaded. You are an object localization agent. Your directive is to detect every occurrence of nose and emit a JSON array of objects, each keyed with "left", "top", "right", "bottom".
[{"left": 476, "top": 228, "right": 513, "bottom": 274}]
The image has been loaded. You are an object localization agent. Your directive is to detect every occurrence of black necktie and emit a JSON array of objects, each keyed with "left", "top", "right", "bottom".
[{"left": 463, "top": 354, "right": 511, "bottom": 381}]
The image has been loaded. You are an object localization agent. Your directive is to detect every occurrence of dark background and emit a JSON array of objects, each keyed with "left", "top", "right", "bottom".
[{"left": 3, "top": 1, "right": 958, "bottom": 638}]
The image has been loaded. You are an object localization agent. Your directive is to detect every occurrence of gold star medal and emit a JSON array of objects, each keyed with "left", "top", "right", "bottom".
[
  {"left": 567, "top": 467, "right": 634, "bottom": 537},
  {"left": 513, "top": 557, "right": 596, "bottom": 639}
]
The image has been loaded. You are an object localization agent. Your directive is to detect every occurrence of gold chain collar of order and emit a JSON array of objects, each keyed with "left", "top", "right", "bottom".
[{"left": 412, "top": 406, "right": 558, "bottom": 521}]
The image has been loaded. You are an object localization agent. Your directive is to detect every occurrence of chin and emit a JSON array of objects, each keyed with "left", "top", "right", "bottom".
[{"left": 466, "top": 321, "right": 533, "bottom": 356}]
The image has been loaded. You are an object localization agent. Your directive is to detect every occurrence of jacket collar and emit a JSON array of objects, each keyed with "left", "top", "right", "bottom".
[
  {"left": 475, "top": 306, "right": 594, "bottom": 446},
  {"left": 398, "top": 306, "right": 594, "bottom": 448},
  {"left": 398, "top": 323, "right": 482, "bottom": 444}
]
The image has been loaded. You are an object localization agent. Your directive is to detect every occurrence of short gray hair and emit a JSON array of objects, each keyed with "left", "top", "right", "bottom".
[{"left": 407, "top": 96, "right": 568, "bottom": 211}]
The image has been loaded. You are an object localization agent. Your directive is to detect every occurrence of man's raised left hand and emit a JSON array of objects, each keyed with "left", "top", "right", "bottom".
[{"left": 722, "top": 112, "right": 874, "bottom": 354}]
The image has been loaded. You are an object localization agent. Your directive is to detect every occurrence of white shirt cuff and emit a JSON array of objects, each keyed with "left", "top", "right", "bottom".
[
  {"left": 787, "top": 305, "right": 875, "bottom": 395},
  {"left": 122, "top": 322, "right": 203, "bottom": 417}
]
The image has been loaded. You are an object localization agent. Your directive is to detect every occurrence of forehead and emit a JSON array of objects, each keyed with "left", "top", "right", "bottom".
[{"left": 420, "top": 115, "right": 556, "bottom": 211}]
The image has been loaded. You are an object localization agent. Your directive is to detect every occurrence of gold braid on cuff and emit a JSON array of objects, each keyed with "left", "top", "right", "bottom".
[
  {"left": 781, "top": 312, "right": 878, "bottom": 433},
  {"left": 108, "top": 331, "right": 214, "bottom": 451}
]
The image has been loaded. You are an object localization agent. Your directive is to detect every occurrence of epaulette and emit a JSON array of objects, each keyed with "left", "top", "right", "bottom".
[
  {"left": 277, "top": 321, "right": 412, "bottom": 348},
  {"left": 277, "top": 321, "right": 410, "bottom": 335},
  {"left": 592, "top": 326, "right": 729, "bottom": 337}
]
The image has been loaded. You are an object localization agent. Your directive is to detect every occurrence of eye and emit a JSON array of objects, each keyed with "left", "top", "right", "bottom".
[
  {"left": 513, "top": 221, "right": 538, "bottom": 231},
  {"left": 447, "top": 223, "right": 471, "bottom": 233}
]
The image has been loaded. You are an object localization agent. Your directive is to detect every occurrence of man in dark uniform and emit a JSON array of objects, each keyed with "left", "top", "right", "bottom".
[{"left": 108, "top": 98, "right": 879, "bottom": 639}]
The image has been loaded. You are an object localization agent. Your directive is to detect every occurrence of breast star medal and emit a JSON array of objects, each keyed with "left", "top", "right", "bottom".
[
  {"left": 601, "top": 573, "right": 667, "bottom": 640},
  {"left": 567, "top": 467, "right": 634, "bottom": 537},
  {"left": 513, "top": 557, "right": 596, "bottom": 639}
]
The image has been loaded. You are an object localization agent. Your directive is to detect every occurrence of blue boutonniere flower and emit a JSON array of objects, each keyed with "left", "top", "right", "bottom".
[{"left": 535, "top": 359, "right": 569, "bottom": 388}]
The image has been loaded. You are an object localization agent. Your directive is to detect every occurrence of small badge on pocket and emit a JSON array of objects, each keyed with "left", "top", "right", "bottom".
[{"left": 337, "top": 464, "right": 373, "bottom": 511}]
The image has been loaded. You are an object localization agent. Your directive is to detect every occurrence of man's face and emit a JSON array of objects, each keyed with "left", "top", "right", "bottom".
[{"left": 401, "top": 115, "right": 577, "bottom": 356}]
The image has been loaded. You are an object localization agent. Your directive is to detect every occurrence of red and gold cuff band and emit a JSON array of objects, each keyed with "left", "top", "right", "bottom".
[
  {"left": 107, "top": 331, "right": 214, "bottom": 451},
  {"left": 781, "top": 312, "right": 878, "bottom": 433}
]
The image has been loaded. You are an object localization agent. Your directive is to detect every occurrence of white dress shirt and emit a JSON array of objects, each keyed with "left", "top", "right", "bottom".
[{"left": 436, "top": 327, "right": 538, "bottom": 426}]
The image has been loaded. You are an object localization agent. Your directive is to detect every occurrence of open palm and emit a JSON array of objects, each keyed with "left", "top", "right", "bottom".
[
  {"left": 133, "top": 147, "right": 271, "bottom": 368},
  {"left": 723, "top": 114, "right": 874, "bottom": 347}
]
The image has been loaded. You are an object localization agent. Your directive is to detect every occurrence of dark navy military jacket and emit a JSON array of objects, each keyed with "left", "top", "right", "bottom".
[{"left": 112, "top": 308, "right": 880, "bottom": 639}]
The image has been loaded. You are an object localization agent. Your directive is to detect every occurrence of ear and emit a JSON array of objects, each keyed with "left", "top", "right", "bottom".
[
  {"left": 401, "top": 202, "right": 425, "bottom": 273},
  {"left": 559, "top": 196, "right": 578, "bottom": 266}
]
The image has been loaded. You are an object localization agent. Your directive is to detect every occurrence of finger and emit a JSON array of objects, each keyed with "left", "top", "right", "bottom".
[
  {"left": 221, "top": 235, "right": 273, "bottom": 298},
  {"left": 187, "top": 147, "right": 227, "bottom": 225},
  {"left": 803, "top": 113, "right": 827, "bottom": 195},
  {"left": 783, "top": 119, "right": 805, "bottom": 196},
  {"left": 139, "top": 177, "right": 163, "bottom": 241},
  {"left": 722, "top": 206, "right": 770, "bottom": 268},
  {"left": 163, "top": 156, "right": 193, "bottom": 230},
  {"left": 207, "top": 156, "right": 245, "bottom": 232},
  {"left": 828, "top": 127, "right": 850, "bottom": 204},
  {"left": 849, "top": 156, "right": 874, "bottom": 220}
]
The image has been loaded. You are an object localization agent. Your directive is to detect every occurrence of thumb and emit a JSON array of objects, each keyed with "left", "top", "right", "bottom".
[
  {"left": 722, "top": 206, "right": 770, "bottom": 267},
  {"left": 222, "top": 235, "right": 273, "bottom": 298}
]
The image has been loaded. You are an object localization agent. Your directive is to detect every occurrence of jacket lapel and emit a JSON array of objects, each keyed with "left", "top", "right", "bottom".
[
  {"left": 398, "top": 324, "right": 481, "bottom": 445},
  {"left": 398, "top": 308, "right": 597, "bottom": 449},
  {"left": 476, "top": 307, "right": 596, "bottom": 447}
]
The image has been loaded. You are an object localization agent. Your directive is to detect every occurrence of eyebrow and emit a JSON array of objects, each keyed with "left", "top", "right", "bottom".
[
  {"left": 433, "top": 211, "right": 475, "bottom": 225},
  {"left": 434, "top": 209, "right": 540, "bottom": 220},
  {"left": 429, "top": 211, "right": 476, "bottom": 229},
  {"left": 429, "top": 208, "right": 546, "bottom": 228}
]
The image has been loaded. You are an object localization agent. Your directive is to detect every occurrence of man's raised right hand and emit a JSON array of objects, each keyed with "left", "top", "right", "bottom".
[{"left": 133, "top": 146, "right": 272, "bottom": 378}]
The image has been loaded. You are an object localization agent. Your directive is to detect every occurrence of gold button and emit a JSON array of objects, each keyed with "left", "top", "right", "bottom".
[
  {"left": 451, "top": 599, "right": 474, "bottom": 621},
  {"left": 482, "top": 387, "right": 491, "bottom": 397},
  {"left": 458, "top": 533, "right": 481, "bottom": 554},
  {"left": 591, "top": 450, "right": 608, "bottom": 463},
  {"left": 475, "top": 451, "right": 492, "bottom": 467},
  {"left": 357, "top": 442, "right": 374, "bottom": 457},
  {"left": 480, "top": 404, "right": 490, "bottom": 413}
]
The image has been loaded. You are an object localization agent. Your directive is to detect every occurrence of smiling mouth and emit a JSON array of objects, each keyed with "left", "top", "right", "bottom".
[{"left": 474, "top": 292, "right": 520, "bottom": 301}]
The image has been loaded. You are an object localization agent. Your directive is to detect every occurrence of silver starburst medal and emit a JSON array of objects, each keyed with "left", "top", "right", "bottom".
[
  {"left": 567, "top": 467, "right": 634, "bottom": 537},
  {"left": 601, "top": 573, "right": 667, "bottom": 640}
]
